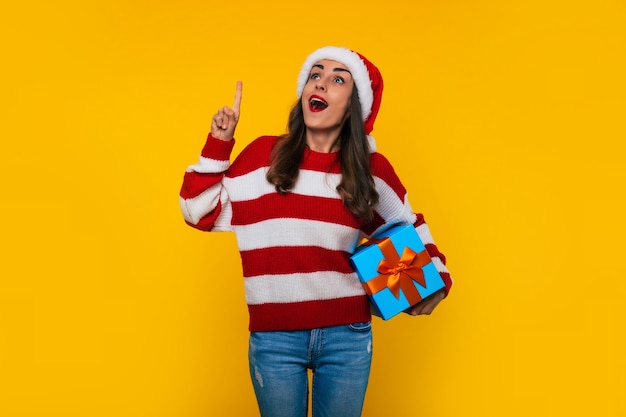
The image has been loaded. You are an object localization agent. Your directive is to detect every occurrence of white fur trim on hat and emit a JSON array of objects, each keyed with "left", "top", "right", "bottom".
[
  {"left": 366, "top": 135, "right": 376, "bottom": 153},
  {"left": 296, "top": 46, "right": 374, "bottom": 122}
]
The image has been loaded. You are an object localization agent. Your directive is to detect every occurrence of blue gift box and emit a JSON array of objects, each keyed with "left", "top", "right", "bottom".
[{"left": 350, "top": 224, "right": 445, "bottom": 320}]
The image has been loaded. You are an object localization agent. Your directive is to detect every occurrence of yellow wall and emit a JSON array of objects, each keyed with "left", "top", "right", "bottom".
[{"left": 1, "top": 1, "right": 624, "bottom": 416}]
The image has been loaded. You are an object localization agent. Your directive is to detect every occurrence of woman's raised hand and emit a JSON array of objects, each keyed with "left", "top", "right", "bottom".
[{"left": 211, "top": 81, "right": 243, "bottom": 141}]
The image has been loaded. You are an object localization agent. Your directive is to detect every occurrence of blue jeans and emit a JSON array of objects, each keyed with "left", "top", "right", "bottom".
[{"left": 248, "top": 323, "right": 373, "bottom": 417}]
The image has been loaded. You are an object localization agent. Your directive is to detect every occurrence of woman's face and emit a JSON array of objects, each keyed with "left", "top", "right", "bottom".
[{"left": 301, "top": 59, "right": 354, "bottom": 134}]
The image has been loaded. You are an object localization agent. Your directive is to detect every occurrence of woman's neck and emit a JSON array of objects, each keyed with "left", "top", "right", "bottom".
[{"left": 305, "top": 129, "right": 341, "bottom": 153}]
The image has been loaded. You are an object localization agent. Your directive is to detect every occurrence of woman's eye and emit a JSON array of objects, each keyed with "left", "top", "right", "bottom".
[
  {"left": 310, "top": 73, "right": 320, "bottom": 80},
  {"left": 334, "top": 77, "right": 345, "bottom": 84}
]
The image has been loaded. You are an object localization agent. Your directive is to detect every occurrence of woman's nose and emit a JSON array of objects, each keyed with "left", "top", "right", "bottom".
[{"left": 315, "top": 80, "right": 326, "bottom": 91}]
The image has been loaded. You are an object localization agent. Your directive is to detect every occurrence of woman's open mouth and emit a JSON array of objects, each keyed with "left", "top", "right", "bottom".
[{"left": 308, "top": 95, "right": 328, "bottom": 112}]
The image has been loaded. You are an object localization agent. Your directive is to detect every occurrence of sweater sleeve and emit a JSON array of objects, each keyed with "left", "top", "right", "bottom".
[
  {"left": 179, "top": 134, "right": 236, "bottom": 232},
  {"left": 369, "top": 153, "right": 453, "bottom": 296},
  {"left": 413, "top": 213, "right": 453, "bottom": 296}
]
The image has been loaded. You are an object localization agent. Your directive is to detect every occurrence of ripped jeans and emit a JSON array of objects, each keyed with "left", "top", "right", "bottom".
[{"left": 248, "top": 323, "right": 373, "bottom": 417}]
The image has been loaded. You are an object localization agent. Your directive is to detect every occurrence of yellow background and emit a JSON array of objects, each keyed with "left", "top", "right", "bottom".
[{"left": 1, "top": 0, "right": 625, "bottom": 416}]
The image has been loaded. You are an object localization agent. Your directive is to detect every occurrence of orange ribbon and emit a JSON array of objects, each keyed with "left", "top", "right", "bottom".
[{"left": 363, "top": 238, "right": 431, "bottom": 305}]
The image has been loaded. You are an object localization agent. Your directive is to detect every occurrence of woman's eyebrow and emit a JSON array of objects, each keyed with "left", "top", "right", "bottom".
[{"left": 312, "top": 64, "right": 351, "bottom": 74}]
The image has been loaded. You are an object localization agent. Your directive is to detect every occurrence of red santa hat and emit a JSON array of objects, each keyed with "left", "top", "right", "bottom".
[{"left": 296, "top": 46, "right": 383, "bottom": 136}]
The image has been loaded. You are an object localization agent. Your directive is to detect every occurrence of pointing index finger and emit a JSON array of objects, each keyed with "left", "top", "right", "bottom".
[{"left": 233, "top": 81, "right": 243, "bottom": 115}]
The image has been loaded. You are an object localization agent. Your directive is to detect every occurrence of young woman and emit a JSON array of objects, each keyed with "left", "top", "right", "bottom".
[{"left": 179, "top": 46, "right": 453, "bottom": 417}]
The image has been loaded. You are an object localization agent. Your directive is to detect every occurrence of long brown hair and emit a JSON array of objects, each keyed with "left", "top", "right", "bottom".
[{"left": 266, "top": 88, "right": 379, "bottom": 222}]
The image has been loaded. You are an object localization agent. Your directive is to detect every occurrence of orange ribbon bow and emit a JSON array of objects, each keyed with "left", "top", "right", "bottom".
[{"left": 363, "top": 238, "right": 432, "bottom": 305}]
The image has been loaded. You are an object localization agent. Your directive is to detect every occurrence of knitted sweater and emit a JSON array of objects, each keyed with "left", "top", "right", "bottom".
[{"left": 180, "top": 134, "right": 452, "bottom": 331}]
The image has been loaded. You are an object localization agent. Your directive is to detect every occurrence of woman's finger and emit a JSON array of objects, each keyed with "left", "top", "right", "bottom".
[
  {"left": 214, "top": 110, "right": 224, "bottom": 130},
  {"left": 218, "top": 107, "right": 229, "bottom": 129},
  {"left": 233, "top": 81, "right": 243, "bottom": 117}
]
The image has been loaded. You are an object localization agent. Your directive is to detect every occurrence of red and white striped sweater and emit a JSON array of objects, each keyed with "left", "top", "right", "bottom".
[{"left": 180, "top": 134, "right": 452, "bottom": 331}]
